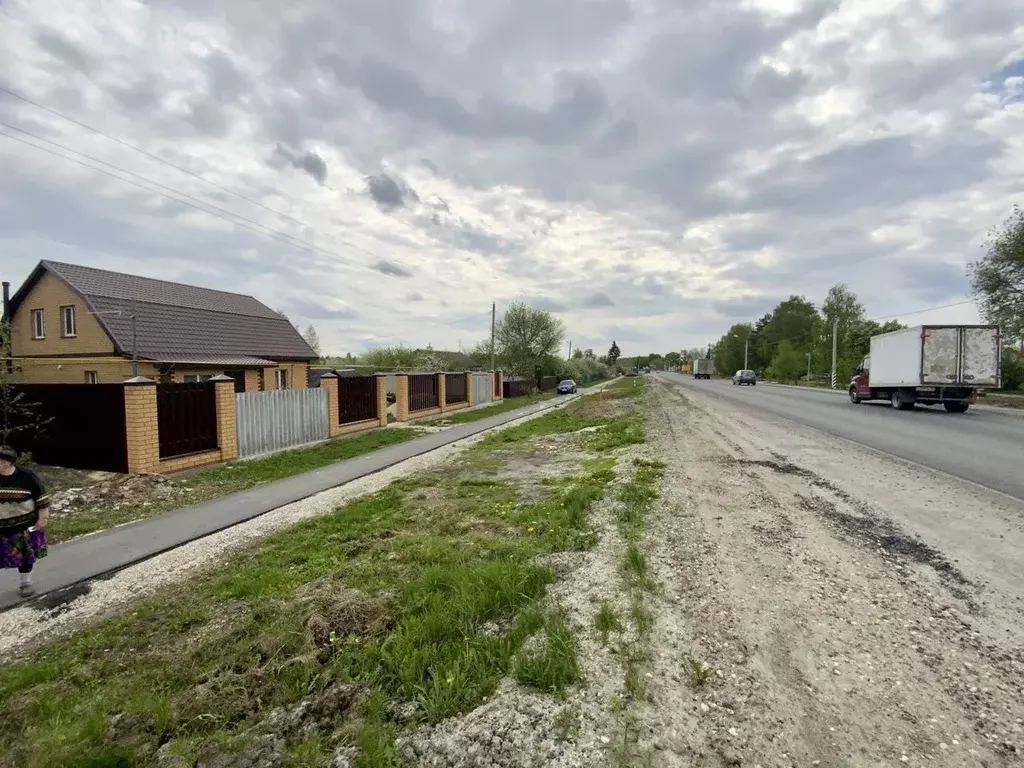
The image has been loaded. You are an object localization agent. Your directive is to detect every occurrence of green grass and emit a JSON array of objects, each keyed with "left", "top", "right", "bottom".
[
  {"left": 594, "top": 602, "right": 623, "bottom": 645},
  {"left": 2, "top": 392, "right": 648, "bottom": 767},
  {"left": 440, "top": 393, "right": 556, "bottom": 424},
  {"left": 45, "top": 428, "right": 427, "bottom": 544}
]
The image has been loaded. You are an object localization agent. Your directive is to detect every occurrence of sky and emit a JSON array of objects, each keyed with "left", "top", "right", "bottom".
[{"left": 1, "top": 0, "right": 1022, "bottom": 358}]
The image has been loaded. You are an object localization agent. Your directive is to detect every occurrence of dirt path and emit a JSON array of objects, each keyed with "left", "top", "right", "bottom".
[{"left": 636, "top": 376, "right": 1024, "bottom": 767}]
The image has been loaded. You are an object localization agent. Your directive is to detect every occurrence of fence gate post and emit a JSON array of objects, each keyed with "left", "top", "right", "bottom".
[
  {"left": 123, "top": 376, "right": 159, "bottom": 474},
  {"left": 395, "top": 374, "right": 410, "bottom": 422},
  {"left": 319, "top": 373, "right": 340, "bottom": 437},
  {"left": 496, "top": 370, "right": 504, "bottom": 400},
  {"left": 466, "top": 372, "right": 475, "bottom": 406},
  {"left": 211, "top": 375, "right": 238, "bottom": 462},
  {"left": 376, "top": 375, "right": 388, "bottom": 427},
  {"left": 437, "top": 373, "right": 447, "bottom": 412}
]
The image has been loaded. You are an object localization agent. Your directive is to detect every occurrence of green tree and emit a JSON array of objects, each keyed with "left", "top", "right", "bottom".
[
  {"left": 969, "top": 206, "right": 1024, "bottom": 344},
  {"left": 664, "top": 351, "right": 681, "bottom": 368},
  {"left": 607, "top": 340, "right": 621, "bottom": 365},
  {"left": 572, "top": 348, "right": 584, "bottom": 359},
  {"left": 496, "top": 302, "right": 566, "bottom": 377},
  {"left": 1001, "top": 347, "right": 1024, "bottom": 391},
  {"left": 714, "top": 323, "right": 755, "bottom": 374},
  {"left": 763, "top": 296, "right": 820, "bottom": 355},
  {"left": 0, "top": 318, "right": 51, "bottom": 450},
  {"left": 766, "top": 341, "right": 805, "bottom": 384}
]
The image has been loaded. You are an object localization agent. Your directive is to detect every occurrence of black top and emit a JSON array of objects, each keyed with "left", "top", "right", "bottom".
[{"left": 0, "top": 467, "right": 50, "bottom": 534}]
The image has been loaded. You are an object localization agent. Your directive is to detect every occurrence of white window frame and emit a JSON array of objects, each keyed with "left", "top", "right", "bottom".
[
  {"left": 60, "top": 305, "right": 77, "bottom": 338},
  {"left": 275, "top": 369, "right": 288, "bottom": 390},
  {"left": 183, "top": 374, "right": 213, "bottom": 383},
  {"left": 85, "top": 371, "right": 98, "bottom": 384},
  {"left": 31, "top": 309, "right": 45, "bottom": 339}
]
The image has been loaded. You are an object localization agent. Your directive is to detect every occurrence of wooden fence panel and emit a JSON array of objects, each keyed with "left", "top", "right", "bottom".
[
  {"left": 10, "top": 384, "right": 128, "bottom": 473},
  {"left": 470, "top": 373, "right": 492, "bottom": 406},
  {"left": 408, "top": 374, "right": 438, "bottom": 412},
  {"left": 235, "top": 388, "right": 328, "bottom": 459},
  {"left": 444, "top": 373, "right": 467, "bottom": 405},
  {"left": 157, "top": 382, "right": 218, "bottom": 459},
  {"left": 338, "top": 376, "right": 378, "bottom": 424}
]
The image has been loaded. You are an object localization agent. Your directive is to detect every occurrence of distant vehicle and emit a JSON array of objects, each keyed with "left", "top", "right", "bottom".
[
  {"left": 732, "top": 369, "right": 757, "bottom": 386},
  {"left": 849, "top": 325, "right": 1001, "bottom": 413},
  {"left": 556, "top": 379, "right": 578, "bottom": 394},
  {"left": 692, "top": 359, "right": 714, "bottom": 380}
]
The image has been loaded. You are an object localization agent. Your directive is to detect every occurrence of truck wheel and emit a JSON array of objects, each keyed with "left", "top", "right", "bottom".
[
  {"left": 849, "top": 388, "right": 861, "bottom": 404},
  {"left": 890, "top": 390, "right": 913, "bottom": 411},
  {"left": 944, "top": 402, "right": 969, "bottom": 413}
]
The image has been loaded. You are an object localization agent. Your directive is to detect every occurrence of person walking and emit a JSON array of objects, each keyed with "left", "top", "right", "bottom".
[{"left": 0, "top": 445, "right": 50, "bottom": 598}]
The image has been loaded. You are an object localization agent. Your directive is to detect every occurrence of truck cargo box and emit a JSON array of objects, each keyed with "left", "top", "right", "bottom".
[{"left": 869, "top": 325, "right": 1000, "bottom": 388}]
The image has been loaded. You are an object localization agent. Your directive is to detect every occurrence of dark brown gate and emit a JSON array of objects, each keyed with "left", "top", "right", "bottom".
[
  {"left": 444, "top": 373, "right": 467, "bottom": 405},
  {"left": 8, "top": 384, "right": 129, "bottom": 473},
  {"left": 156, "top": 382, "right": 218, "bottom": 458},
  {"left": 408, "top": 374, "right": 438, "bottom": 412}
]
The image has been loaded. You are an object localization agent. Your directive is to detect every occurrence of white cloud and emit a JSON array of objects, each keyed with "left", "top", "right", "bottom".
[{"left": 1, "top": 0, "right": 1022, "bottom": 356}]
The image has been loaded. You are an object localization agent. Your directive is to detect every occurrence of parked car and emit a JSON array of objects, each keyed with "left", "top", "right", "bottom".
[
  {"left": 732, "top": 369, "right": 757, "bottom": 386},
  {"left": 556, "top": 379, "right": 578, "bottom": 394}
]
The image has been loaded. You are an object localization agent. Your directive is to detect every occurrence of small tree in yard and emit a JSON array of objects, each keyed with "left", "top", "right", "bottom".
[
  {"left": 303, "top": 325, "right": 322, "bottom": 358},
  {"left": 607, "top": 340, "right": 621, "bottom": 365},
  {"left": 495, "top": 302, "right": 566, "bottom": 378},
  {"left": 969, "top": 206, "right": 1024, "bottom": 345},
  {"left": 0, "top": 319, "right": 50, "bottom": 453}
]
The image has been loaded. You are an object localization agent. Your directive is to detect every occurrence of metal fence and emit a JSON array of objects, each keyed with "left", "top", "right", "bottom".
[
  {"left": 539, "top": 375, "right": 558, "bottom": 391},
  {"left": 10, "top": 384, "right": 129, "bottom": 473},
  {"left": 503, "top": 379, "right": 533, "bottom": 398},
  {"left": 157, "top": 382, "right": 218, "bottom": 459},
  {"left": 235, "top": 387, "right": 328, "bottom": 459},
  {"left": 338, "top": 375, "right": 379, "bottom": 424},
  {"left": 408, "top": 373, "right": 439, "bottom": 412},
  {"left": 470, "top": 373, "right": 493, "bottom": 406},
  {"left": 444, "top": 373, "right": 467, "bottom": 405}
]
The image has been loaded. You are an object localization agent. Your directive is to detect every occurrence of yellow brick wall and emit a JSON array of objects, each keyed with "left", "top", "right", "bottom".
[
  {"left": 263, "top": 362, "right": 309, "bottom": 390},
  {"left": 124, "top": 382, "right": 159, "bottom": 474},
  {"left": 11, "top": 357, "right": 145, "bottom": 384},
  {"left": 395, "top": 375, "right": 409, "bottom": 421},
  {"left": 10, "top": 272, "right": 115, "bottom": 357},
  {"left": 244, "top": 369, "right": 261, "bottom": 392},
  {"left": 214, "top": 379, "right": 237, "bottom": 462},
  {"left": 437, "top": 373, "right": 448, "bottom": 413},
  {"left": 376, "top": 375, "right": 388, "bottom": 427},
  {"left": 322, "top": 376, "right": 341, "bottom": 437}
]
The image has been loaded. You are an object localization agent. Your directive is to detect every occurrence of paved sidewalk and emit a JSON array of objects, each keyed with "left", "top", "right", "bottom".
[{"left": 2, "top": 386, "right": 604, "bottom": 610}]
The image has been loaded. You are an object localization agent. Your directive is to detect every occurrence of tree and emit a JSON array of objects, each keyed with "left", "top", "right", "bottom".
[
  {"left": 969, "top": 206, "right": 1024, "bottom": 344},
  {"left": 303, "top": 325, "right": 322, "bottom": 357},
  {"left": 714, "top": 323, "right": 755, "bottom": 374},
  {"left": 572, "top": 348, "right": 584, "bottom": 359},
  {"left": 607, "top": 340, "right": 621, "bottom": 365},
  {"left": 664, "top": 351, "right": 681, "bottom": 368},
  {"left": 0, "top": 318, "right": 51, "bottom": 451},
  {"left": 495, "top": 302, "right": 566, "bottom": 377},
  {"left": 1002, "top": 347, "right": 1024, "bottom": 391},
  {"left": 766, "top": 341, "right": 805, "bottom": 384},
  {"left": 583, "top": 348, "right": 596, "bottom": 360}
]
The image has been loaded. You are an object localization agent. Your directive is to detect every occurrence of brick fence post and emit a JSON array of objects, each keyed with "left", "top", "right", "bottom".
[
  {"left": 376, "top": 375, "right": 388, "bottom": 427},
  {"left": 395, "top": 374, "right": 410, "bottom": 422},
  {"left": 319, "top": 373, "right": 341, "bottom": 437},
  {"left": 124, "top": 376, "right": 158, "bottom": 474},
  {"left": 466, "top": 371, "right": 476, "bottom": 406},
  {"left": 211, "top": 375, "right": 238, "bottom": 462},
  {"left": 495, "top": 370, "right": 504, "bottom": 400},
  {"left": 437, "top": 372, "right": 447, "bottom": 412}
]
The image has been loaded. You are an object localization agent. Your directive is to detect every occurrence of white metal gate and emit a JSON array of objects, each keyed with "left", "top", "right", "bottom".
[
  {"left": 236, "top": 388, "right": 329, "bottom": 459},
  {"left": 470, "top": 373, "right": 493, "bottom": 406}
]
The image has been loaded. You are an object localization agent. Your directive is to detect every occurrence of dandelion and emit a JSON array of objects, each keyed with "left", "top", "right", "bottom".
[{"left": 527, "top": 526, "right": 536, "bottom": 533}]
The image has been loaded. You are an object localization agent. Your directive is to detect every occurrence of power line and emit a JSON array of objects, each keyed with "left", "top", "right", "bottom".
[
  {"left": 0, "top": 84, "right": 462, "bottom": 279},
  {"left": 0, "top": 123, "right": 469, "bottom": 305}
]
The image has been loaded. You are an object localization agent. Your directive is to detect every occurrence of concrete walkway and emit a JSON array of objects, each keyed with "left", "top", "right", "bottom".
[{"left": 2, "top": 386, "right": 604, "bottom": 611}]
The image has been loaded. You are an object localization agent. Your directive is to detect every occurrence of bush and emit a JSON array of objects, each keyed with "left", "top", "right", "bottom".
[{"left": 1002, "top": 347, "right": 1024, "bottom": 391}]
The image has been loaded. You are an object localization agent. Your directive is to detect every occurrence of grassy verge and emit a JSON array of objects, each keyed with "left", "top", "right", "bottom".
[
  {"left": 438, "top": 392, "right": 556, "bottom": 425},
  {"left": 1, "top": 389, "right": 643, "bottom": 767},
  {"left": 42, "top": 428, "right": 426, "bottom": 544}
]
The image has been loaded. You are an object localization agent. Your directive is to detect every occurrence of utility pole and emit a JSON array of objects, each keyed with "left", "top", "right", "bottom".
[
  {"left": 567, "top": 340, "right": 572, "bottom": 359},
  {"left": 489, "top": 302, "right": 496, "bottom": 372},
  {"left": 744, "top": 337, "right": 749, "bottom": 370},
  {"left": 806, "top": 351, "right": 812, "bottom": 380},
  {"left": 830, "top": 318, "right": 838, "bottom": 389}
]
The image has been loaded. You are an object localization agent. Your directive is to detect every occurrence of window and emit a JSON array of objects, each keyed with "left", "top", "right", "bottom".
[
  {"left": 183, "top": 374, "right": 213, "bottom": 383},
  {"left": 85, "top": 371, "right": 98, "bottom": 384},
  {"left": 60, "top": 305, "right": 76, "bottom": 337},
  {"left": 31, "top": 309, "right": 45, "bottom": 339},
  {"left": 275, "top": 369, "right": 288, "bottom": 390}
]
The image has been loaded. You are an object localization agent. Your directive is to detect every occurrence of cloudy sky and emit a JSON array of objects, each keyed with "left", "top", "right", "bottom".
[{"left": 1, "top": 0, "right": 1022, "bottom": 356}]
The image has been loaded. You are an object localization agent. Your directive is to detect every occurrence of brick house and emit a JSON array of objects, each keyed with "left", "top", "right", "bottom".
[{"left": 3, "top": 260, "right": 317, "bottom": 389}]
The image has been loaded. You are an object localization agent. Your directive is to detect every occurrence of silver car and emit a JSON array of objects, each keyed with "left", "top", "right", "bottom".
[{"left": 732, "top": 369, "right": 757, "bottom": 386}]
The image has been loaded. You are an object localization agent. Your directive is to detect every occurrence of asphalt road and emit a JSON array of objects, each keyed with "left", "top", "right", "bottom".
[{"left": 660, "top": 373, "right": 1024, "bottom": 501}]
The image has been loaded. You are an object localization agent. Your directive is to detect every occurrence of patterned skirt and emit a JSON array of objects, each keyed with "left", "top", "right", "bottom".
[{"left": 0, "top": 529, "right": 48, "bottom": 570}]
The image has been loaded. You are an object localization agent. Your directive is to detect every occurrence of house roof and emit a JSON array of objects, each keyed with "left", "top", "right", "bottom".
[{"left": 9, "top": 261, "right": 317, "bottom": 362}]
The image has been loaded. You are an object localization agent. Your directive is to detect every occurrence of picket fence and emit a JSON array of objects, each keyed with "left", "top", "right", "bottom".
[
  {"left": 235, "top": 387, "right": 329, "bottom": 459},
  {"left": 470, "top": 372, "right": 493, "bottom": 406}
]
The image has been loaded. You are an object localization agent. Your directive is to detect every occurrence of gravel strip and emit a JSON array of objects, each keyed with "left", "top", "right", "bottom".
[{"left": 0, "top": 401, "right": 579, "bottom": 660}]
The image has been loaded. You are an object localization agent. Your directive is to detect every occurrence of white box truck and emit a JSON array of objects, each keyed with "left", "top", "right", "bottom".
[
  {"left": 848, "top": 325, "right": 1001, "bottom": 412},
  {"left": 692, "top": 358, "right": 714, "bottom": 380}
]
